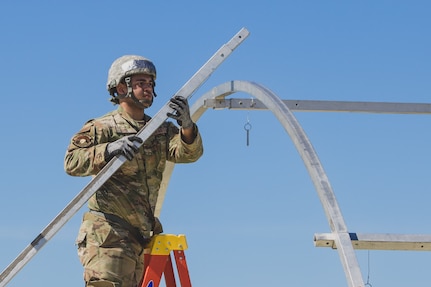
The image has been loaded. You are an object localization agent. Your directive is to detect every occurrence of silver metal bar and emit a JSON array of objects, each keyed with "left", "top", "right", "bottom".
[
  {"left": 189, "top": 80, "right": 365, "bottom": 287},
  {"left": 150, "top": 80, "right": 431, "bottom": 286},
  {"left": 204, "top": 98, "right": 431, "bottom": 114},
  {"left": 315, "top": 233, "right": 431, "bottom": 251},
  {"left": 0, "top": 28, "right": 250, "bottom": 287}
]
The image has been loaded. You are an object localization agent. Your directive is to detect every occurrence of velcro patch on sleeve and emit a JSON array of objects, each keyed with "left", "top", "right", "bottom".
[{"left": 72, "top": 135, "right": 93, "bottom": 148}]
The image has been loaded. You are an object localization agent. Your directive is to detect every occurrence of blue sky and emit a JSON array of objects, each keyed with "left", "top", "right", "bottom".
[{"left": 0, "top": 1, "right": 430, "bottom": 286}]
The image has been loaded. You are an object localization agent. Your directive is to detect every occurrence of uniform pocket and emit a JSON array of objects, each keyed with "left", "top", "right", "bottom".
[
  {"left": 92, "top": 219, "right": 127, "bottom": 248},
  {"left": 76, "top": 230, "right": 87, "bottom": 248},
  {"left": 76, "top": 219, "right": 92, "bottom": 247},
  {"left": 76, "top": 220, "right": 91, "bottom": 266}
]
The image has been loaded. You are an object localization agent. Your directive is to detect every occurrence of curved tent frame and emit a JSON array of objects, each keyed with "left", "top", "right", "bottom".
[{"left": 155, "top": 80, "right": 364, "bottom": 286}]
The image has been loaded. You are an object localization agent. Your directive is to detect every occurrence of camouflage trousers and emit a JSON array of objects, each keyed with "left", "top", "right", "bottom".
[{"left": 76, "top": 212, "right": 146, "bottom": 287}]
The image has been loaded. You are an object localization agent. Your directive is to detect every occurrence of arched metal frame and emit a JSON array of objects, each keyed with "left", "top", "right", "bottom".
[
  {"left": 156, "top": 80, "right": 431, "bottom": 287},
  {"left": 155, "top": 80, "right": 364, "bottom": 287}
]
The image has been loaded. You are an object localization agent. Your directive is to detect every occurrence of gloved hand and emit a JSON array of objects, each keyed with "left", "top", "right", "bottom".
[
  {"left": 105, "top": 135, "right": 143, "bottom": 161},
  {"left": 167, "top": 95, "right": 194, "bottom": 129}
]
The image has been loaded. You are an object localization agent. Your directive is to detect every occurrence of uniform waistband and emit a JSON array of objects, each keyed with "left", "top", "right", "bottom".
[{"left": 87, "top": 210, "right": 150, "bottom": 247}]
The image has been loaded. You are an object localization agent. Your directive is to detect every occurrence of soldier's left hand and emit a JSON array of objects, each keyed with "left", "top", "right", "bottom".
[{"left": 167, "top": 96, "right": 194, "bottom": 129}]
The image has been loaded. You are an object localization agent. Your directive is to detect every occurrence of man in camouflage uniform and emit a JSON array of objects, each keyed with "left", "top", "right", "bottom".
[{"left": 64, "top": 55, "right": 203, "bottom": 287}]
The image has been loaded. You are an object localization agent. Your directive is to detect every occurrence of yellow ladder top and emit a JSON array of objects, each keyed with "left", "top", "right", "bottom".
[{"left": 146, "top": 234, "right": 188, "bottom": 255}]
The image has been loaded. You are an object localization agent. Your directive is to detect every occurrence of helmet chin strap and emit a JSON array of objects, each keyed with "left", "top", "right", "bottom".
[{"left": 122, "top": 76, "right": 156, "bottom": 109}]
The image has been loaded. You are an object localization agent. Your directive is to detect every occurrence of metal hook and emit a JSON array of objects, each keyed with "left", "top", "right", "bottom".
[{"left": 244, "top": 119, "right": 252, "bottom": 146}]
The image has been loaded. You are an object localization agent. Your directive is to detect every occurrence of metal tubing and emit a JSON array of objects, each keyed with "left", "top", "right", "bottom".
[
  {"left": 315, "top": 232, "right": 431, "bottom": 251},
  {"left": 0, "top": 29, "right": 250, "bottom": 287},
  {"left": 203, "top": 98, "right": 431, "bottom": 114},
  {"left": 157, "top": 80, "right": 365, "bottom": 287}
]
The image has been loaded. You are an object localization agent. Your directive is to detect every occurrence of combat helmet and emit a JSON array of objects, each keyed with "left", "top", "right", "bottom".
[{"left": 107, "top": 55, "right": 157, "bottom": 105}]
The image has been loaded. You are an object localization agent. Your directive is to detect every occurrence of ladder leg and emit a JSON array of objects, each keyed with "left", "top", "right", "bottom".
[
  {"left": 140, "top": 234, "right": 192, "bottom": 287},
  {"left": 163, "top": 254, "right": 177, "bottom": 287},
  {"left": 173, "top": 250, "right": 192, "bottom": 287},
  {"left": 141, "top": 254, "right": 169, "bottom": 287}
]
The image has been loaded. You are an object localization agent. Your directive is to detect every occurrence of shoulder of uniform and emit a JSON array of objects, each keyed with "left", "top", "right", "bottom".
[{"left": 91, "top": 110, "right": 118, "bottom": 125}]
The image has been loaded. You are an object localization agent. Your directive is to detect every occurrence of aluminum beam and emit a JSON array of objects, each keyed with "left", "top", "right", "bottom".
[
  {"left": 156, "top": 80, "right": 431, "bottom": 286},
  {"left": 0, "top": 29, "right": 250, "bottom": 287},
  {"left": 204, "top": 98, "right": 431, "bottom": 114},
  {"left": 156, "top": 80, "right": 366, "bottom": 287},
  {"left": 315, "top": 233, "right": 431, "bottom": 251}
]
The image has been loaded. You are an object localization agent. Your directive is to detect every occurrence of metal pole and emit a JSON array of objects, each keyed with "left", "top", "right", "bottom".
[
  {"left": 190, "top": 80, "right": 365, "bottom": 287},
  {"left": 0, "top": 28, "right": 250, "bottom": 287}
]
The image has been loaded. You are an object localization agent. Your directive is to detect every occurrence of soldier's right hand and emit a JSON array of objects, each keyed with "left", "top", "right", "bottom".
[{"left": 105, "top": 135, "right": 143, "bottom": 161}]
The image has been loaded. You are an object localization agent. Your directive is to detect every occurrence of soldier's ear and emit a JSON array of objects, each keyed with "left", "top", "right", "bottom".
[{"left": 116, "top": 83, "right": 127, "bottom": 95}]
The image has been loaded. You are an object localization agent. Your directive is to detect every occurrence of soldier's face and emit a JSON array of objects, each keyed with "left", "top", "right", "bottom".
[{"left": 130, "top": 74, "right": 155, "bottom": 108}]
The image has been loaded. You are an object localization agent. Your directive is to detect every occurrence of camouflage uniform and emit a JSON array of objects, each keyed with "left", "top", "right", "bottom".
[{"left": 64, "top": 106, "right": 203, "bottom": 287}]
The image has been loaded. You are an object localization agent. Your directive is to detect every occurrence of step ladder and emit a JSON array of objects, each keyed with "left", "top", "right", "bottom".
[{"left": 141, "top": 234, "right": 192, "bottom": 287}]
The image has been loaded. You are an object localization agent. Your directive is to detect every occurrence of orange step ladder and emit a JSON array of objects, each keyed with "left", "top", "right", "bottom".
[{"left": 140, "top": 234, "right": 192, "bottom": 287}]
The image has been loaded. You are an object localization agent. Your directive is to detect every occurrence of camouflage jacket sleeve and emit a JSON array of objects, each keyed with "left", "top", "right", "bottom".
[
  {"left": 64, "top": 116, "right": 203, "bottom": 177},
  {"left": 64, "top": 119, "right": 110, "bottom": 177},
  {"left": 167, "top": 123, "right": 204, "bottom": 164}
]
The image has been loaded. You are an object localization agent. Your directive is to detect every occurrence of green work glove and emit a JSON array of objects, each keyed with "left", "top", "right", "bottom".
[
  {"left": 167, "top": 96, "right": 194, "bottom": 129},
  {"left": 105, "top": 135, "right": 143, "bottom": 161}
]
